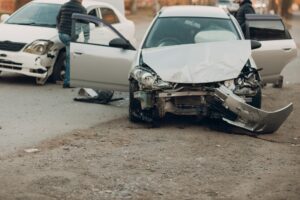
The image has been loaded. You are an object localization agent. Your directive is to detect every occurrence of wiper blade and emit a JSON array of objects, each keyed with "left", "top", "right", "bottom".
[{"left": 8, "top": 22, "right": 56, "bottom": 27}]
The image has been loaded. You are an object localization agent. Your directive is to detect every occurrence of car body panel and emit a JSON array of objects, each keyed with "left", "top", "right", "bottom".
[
  {"left": 245, "top": 14, "right": 297, "bottom": 85},
  {"left": 252, "top": 40, "right": 297, "bottom": 82},
  {"left": 70, "top": 42, "right": 135, "bottom": 91},
  {"left": 142, "top": 40, "right": 251, "bottom": 83},
  {"left": 0, "top": 24, "right": 57, "bottom": 43}
]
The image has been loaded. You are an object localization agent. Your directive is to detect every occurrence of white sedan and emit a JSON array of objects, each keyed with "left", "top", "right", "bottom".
[
  {"left": 70, "top": 6, "right": 296, "bottom": 134},
  {"left": 0, "top": 0, "right": 135, "bottom": 84}
]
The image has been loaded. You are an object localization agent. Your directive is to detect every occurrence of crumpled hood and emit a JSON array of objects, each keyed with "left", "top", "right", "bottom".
[
  {"left": 0, "top": 24, "right": 57, "bottom": 43},
  {"left": 142, "top": 40, "right": 251, "bottom": 83}
]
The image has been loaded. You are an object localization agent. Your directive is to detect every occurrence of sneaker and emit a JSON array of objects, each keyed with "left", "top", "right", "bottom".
[{"left": 63, "top": 83, "right": 70, "bottom": 88}]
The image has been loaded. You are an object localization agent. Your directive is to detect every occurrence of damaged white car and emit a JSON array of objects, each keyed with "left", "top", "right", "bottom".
[
  {"left": 70, "top": 6, "right": 294, "bottom": 134},
  {"left": 0, "top": 0, "right": 135, "bottom": 84}
]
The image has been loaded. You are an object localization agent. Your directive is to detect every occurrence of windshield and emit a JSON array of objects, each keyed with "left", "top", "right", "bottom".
[
  {"left": 6, "top": 3, "right": 61, "bottom": 28},
  {"left": 143, "top": 17, "right": 240, "bottom": 49}
]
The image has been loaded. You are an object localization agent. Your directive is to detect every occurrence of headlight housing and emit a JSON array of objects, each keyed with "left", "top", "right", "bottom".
[
  {"left": 24, "top": 40, "right": 54, "bottom": 55},
  {"left": 132, "top": 68, "right": 156, "bottom": 88},
  {"left": 224, "top": 79, "right": 235, "bottom": 90}
]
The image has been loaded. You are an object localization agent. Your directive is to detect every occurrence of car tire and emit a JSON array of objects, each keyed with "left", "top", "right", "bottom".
[
  {"left": 129, "top": 79, "right": 142, "bottom": 123},
  {"left": 250, "top": 87, "right": 262, "bottom": 109},
  {"left": 273, "top": 76, "right": 283, "bottom": 88},
  {"left": 35, "top": 76, "right": 48, "bottom": 85},
  {"left": 51, "top": 51, "right": 66, "bottom": 83}
]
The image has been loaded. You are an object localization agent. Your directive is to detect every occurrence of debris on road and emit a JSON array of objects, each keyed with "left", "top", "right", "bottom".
[
  {"left": 74, "top": 88, "right": 123, "bottom": 104},
  {"left": 24, "top": 148, "right": 39, "bottom": 153}
]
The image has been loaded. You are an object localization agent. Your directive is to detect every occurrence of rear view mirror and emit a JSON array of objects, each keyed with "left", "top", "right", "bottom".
[
  {"left": 0, "top": 14, "right": 10, "bottom": 23},
  {"left": 251, "top": 40, "right": 262, "bottom": 50},
  {"left": 109, "top": 38, "right": 130, "bottom": 49}
]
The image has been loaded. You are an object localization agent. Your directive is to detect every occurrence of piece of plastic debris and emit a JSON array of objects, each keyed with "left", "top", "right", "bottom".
[{"left": 24, "top": 148, "right": 39, "bottom": 153}]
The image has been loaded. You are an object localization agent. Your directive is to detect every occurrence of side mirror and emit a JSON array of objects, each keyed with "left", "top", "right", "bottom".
[
  {"left": 109, "top": 38, "right": 130, "bottom": 49},
  {"left": 0, "top": 14, "right": 10, "bottom": 23},
  {"left": 251, "top": 40, "right": 262, "bottom": 50}
]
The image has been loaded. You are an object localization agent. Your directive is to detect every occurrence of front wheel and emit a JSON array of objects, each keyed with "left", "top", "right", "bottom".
[
  {"left": 249, "top": 87, "right": 262, "bottom": 109},
  {"left": 51, "top": 51, "right": 66, "bottom": 83},
  {"left": 35, "top": 76, "right": 48, "bottom": 85},
  {"left": 129, "top": 80, "right": 142, "bottom": 122}
]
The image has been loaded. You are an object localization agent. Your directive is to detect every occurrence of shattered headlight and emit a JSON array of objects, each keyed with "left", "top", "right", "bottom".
[
  {"left": 24, "top": 40, "right": 54, "bottom": 55},
  {"left": 132, "top": 68, "right": 156, "bottom": 88},
  {"left": 224, "top": 79, "right": 235, "bottom": 90}
]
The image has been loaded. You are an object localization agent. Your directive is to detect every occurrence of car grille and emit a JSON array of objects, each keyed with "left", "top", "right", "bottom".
[
  {"left": 0, "top": 59, "right": 22, "bottom": 70},
  {"left": 0, "top": 41, "right": 26, "bottom": 52}
]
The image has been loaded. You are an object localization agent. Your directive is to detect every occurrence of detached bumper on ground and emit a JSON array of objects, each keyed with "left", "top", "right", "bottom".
[{"left": 215, "top": 85, "right": 293, "bottom": 134}]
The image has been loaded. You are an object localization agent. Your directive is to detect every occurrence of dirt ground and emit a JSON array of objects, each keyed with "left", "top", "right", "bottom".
[{"left": 0, "top": 84, "right": 299, "bottom": 200}]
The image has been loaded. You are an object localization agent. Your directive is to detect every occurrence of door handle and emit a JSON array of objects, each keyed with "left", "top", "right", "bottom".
[
  {"left": 282, "top": 48, "right": 292, "bottom": 51},
  {"left": 74, "top": 52, "right": 84, "bottom": 55}
]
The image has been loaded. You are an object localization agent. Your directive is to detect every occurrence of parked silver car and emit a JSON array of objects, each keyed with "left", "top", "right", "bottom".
[{"left": 70, "top": 6, "right": 295, "bottom": 134}]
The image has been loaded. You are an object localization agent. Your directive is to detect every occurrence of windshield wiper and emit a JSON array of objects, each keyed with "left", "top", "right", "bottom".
[{"left": 8, "top": 22, "right": 56, "bottom": 27}]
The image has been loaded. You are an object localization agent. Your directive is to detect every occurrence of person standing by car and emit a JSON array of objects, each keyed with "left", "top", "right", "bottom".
[
  {"left": 56, "top": 0, "right": 87, "bottom": 88},
  {"left": 235, "top": 0, "right": 255, "bottom": 34}
]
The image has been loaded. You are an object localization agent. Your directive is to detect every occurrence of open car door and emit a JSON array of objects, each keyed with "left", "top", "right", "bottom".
[
  {"left": 245, "top": 14, "right": 297, "bottom": 87},
  {"left": 70, "top": 14, "right": 136, "bottom": 91}
]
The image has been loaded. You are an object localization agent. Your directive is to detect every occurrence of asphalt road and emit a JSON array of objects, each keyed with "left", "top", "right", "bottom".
[{"left": 0, "top": 11, "right": 299, "bottom": 157}]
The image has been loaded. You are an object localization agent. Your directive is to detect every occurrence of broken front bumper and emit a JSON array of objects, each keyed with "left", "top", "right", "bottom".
[
  {"left": 0, "top": 50, "right": 52, "bottom": 78},
  {"left": 215, "top": 85, "right": 293, "bottom": 134}
]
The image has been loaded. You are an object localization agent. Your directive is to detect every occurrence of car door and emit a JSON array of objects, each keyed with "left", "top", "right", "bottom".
[
  {"left": 245, "top": 14, "right": 297, "bottom": 84},
  {"left": 70, "top": 14, "right": 136, "bottom": 91}
]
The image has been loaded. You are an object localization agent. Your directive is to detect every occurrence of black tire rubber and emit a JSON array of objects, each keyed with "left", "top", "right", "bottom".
[
  {"left": 129, "top": 80, "right": 142, "bottom": 123},
  {"left": 51, "top": 51, "right": 66, "bottom": 83},
  {"left": 250, "top": 87, "right": 262, "bottom": 109},
  {"left": 273, "top": 76, "right": 283, "bottom": 88}
]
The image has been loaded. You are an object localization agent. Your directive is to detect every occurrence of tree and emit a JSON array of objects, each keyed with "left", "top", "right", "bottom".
[
  {"left": 269, "top": 0, "right": 293, "bottom": 18},
  {"left": 131, "top": 0, "right": 138, "bottom": 14},
  {"left": 153, "top": 0, "right": 160, "bottom": 13},
  {"left": 281, "top": 0, "right": 293, "bottom": 18}
]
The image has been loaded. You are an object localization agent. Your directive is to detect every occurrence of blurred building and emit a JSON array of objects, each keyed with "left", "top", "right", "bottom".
[{"left": 0, "top": 0, "right": 30, "bottom": 14}]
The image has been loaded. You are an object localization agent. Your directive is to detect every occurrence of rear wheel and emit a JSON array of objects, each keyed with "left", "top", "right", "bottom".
[{"left": 51, "top": 51, "right": 66, "bottom": 83}]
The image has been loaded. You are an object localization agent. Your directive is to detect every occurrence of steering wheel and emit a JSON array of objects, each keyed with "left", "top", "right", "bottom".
[{"left": 157, "top": 37, "right": 181, "bottom": 47}]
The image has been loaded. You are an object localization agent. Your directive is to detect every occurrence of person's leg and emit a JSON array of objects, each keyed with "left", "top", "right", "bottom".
[{"left": 58, "top": 33, "right": 71, "bottom": 87}]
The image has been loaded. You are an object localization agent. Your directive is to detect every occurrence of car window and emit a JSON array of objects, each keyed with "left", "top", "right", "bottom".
[
  {"left": 73, "top": 20, "right": 120, "bottom": 46},
  {"left": 248, "top": 20, "right": 290, "bottom": 41},
  {"left": 88, "top": 9, "right": 98, "bottom": 18},
  {"left": 6, "top": 2, "right": 61, "bottom": 27},
  {"left": 143, "top": 17, "right": 240, "bottom": 49},
  {"left": 100, "top": 7, "right": 120, "bottom": 24}
]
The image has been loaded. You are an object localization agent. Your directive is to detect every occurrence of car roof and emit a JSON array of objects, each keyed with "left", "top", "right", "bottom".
[
  {"left": 32, "top": 0, "right": 111, "bottom": 8},
  {"left": 159, "top": 6, "right": 230, "bottom": 19}
]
